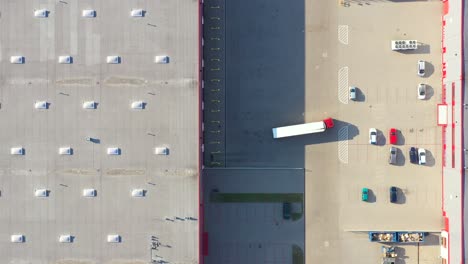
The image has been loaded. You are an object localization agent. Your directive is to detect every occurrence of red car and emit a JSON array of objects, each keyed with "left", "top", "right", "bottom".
[{"left": 389, "top": 128, "right": 397, "bottom": 144}]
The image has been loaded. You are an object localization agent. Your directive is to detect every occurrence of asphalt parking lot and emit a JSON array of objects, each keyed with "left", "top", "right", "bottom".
[
  {"left": 202, "top": 0, "right": 307, "bottom": 262},
  {"left": 203, "top": 169, "right": 304, "bottom": 264},
  {"left": 203, "top": 0, "right": 306, "bottom": 168},
  {"left": 305, "top": 0, "right": 443, "bottom": 263}
]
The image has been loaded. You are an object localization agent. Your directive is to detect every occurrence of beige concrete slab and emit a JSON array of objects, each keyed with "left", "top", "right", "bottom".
[{"left": 305, "top": 0, "right": 443, "bottom": 263}]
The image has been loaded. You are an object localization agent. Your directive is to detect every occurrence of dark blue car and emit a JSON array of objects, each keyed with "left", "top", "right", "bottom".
[
  {"left": 390, "top": 187, "right": 397, "bottom": 203},
  {"left": 409, "top": 147, "right": 418, "bottom": 164}
]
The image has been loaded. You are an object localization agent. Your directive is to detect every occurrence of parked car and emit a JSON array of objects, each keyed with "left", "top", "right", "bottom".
[
  {"left": 388, "top": 147, "right": 397, "bottom": 165},
  {"left": 389, "top": 128, "right": 397, "bottom": 144},
  {"left": 418, "top": 83, "right": 426, "bottom": 100},
  {"left": 349, "top": 86, "right": 357, "bottom": 100},
  {"left": 418, "top": 148, "right": 426, "bottom": 165},
  {"left": 283, "top": 202, "right": 291, "bottom": 220},
  {"left": 418, "top": 60, "right": 425, "bottom": 77},
  {"left": 361, "top": 188, "right": 369, "bottom": 202},
  {"left": 390, "top": 187, "right": 397, "bottom": 203},
  {"left": 409, "top": 147, "right": 418, "bottom": 164},
  {"left": 369, "top": 128, "right": 377, "bottom": 145}
]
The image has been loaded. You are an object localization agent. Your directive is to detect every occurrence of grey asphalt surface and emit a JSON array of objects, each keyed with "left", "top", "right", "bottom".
[
  {"left": 202, "top": 1, "right": 307, "bottom": 262},
  {"left": 202, "top": 0, "right": 306, "bottom": 168},
  {"left": 203, "top": 0, "right": 227, "bottom": 168},
  {"left": 203, "top": 168, "right": 304, "bottom": 264},
  {"left": 0, "top": 1, "right": 199, "bottom": 263}
]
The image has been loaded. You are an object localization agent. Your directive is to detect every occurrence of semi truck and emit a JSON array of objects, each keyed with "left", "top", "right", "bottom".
[{"left": 272, "top": 118, "right": 334, "bottom": 139}]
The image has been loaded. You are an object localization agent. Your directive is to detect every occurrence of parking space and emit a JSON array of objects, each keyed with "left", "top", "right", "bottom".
[
  {"left": 215, "top": 0, "right": 305, "bottom": 168},
  {"left": 306, "top": 0, "right": 443, "bottom": 263},
  {"left": 203, "top": 0, "right": 227, "bottom": 167},
  {"left": 204, "top": 168, "right": 304, "bottom": 264},
  {"left": 209, "top": 241, "right": 292, "bottom": 264}
]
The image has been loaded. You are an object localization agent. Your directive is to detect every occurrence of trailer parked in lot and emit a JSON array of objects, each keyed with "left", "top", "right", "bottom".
[
  {"left": 397, "top": 232, "right": 425, "bottom": 243},
  {"left": 272, "top": 118, "right": 334, "bottom": 139},
  {"left": 369, "top": 232, "right": 397, "bottom": 242}
]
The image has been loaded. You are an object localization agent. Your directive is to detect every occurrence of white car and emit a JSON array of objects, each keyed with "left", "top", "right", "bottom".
[
  {"left": 59, "top": 234, "right": 73, "bottom": 243},
  {"left": 10, "top": 56, "right": 25, "bottom": 64},
  {"left": 417, "top": 60, "right": 425, "bottom": 77},
  {"left": 418, "top": 83, "right": 426, "bottom": 100},
  {"left": 369, "top": 128, "right": 377, "bottom": 145},
  {"left": 107, "top": 147, "right": 120, "bottom": 155},
  {"left": 107, "top": 234, "right": 121, "bottom": 243},
  {"left": 131, "top": 101, "right": 145, "bottom": 109},
  {"left": 83, "top": 101, "right": 97, "bottom": 109},
  {"left": 58, "top": 147, "right": 72, "bottom": 155},
  {"left": 34, "top": 9, "right": 48, "bottom": 18},
  {"left": 34, "top": 189, "right": 49, "bottom": 197},
  {"left": 154, "top": 55, "right": 170, "bottom": 64},
  {"left": 131, "top": 189, "right": 146, "bottom": 197},
  {"left": 58, "top": 56, "right": 72, "bottom": 64},
  {"left": 10, "top": 147, "right": 24, "bottom": 155},
  {"left": 82, "top": 9, "right": 96, "bottom": 18},
  {"left": 130, "top": 9, "right": 144, "bottom": 17},
  {"left": 106, "top": 56, "right": 121, "bottom": 64},
  {"left": 418, "top": 148, "right": 426, "bottom": 165},
  {"left": 11, "top": 234, "right": 25, "bottom": 243},
  {"left": 82, "top": 189, "right": 97, "bottom": 197}
]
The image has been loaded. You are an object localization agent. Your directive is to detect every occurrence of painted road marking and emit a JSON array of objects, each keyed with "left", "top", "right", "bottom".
[
  {"left": 338, "top": 66, "right": 349, "bottom": 104},
  {"left": 338, "top": 25, "right": 349, "bottom": 45},
  {"left": 338, "top": 126, "right": 349, "bottom": 164}
]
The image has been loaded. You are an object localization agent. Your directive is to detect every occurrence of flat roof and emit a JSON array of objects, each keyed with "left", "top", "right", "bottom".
[{"left": 0, "top": 1, "right": 200, "bottom": 263}]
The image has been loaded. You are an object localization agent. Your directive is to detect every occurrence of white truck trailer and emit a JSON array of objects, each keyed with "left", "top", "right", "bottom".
[{"left": 272, "top": 118, "right": 334, "bottom": 139}]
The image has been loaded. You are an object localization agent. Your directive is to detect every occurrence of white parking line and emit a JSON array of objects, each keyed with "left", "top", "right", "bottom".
[
  {"left": 338, "top": 126, "right": 349, "bottom": 164},
  {"left": 338, "top": 66, "right": 349, "bottom": 104},
  {"left": 338, "top": 25, "right": 349, "bottom": 45}
]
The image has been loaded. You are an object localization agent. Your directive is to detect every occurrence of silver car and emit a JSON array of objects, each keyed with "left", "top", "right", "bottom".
[
  {"left": 418, "top": 83, "right": 426, "bottom": 100},
  {"left": 389, "top": 147, "right": 397, "bottom": 165}
]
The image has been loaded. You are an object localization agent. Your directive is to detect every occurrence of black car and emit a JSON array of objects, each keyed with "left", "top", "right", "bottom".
[
  {"left": 283, "top": 202, "right": 291, "bottom": 220},
  {"left": 409, "top": 147, "right": 418, "bottom": 164},
  {"left": 390, "top": 187, "right": 397, "bottom": 203}
]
